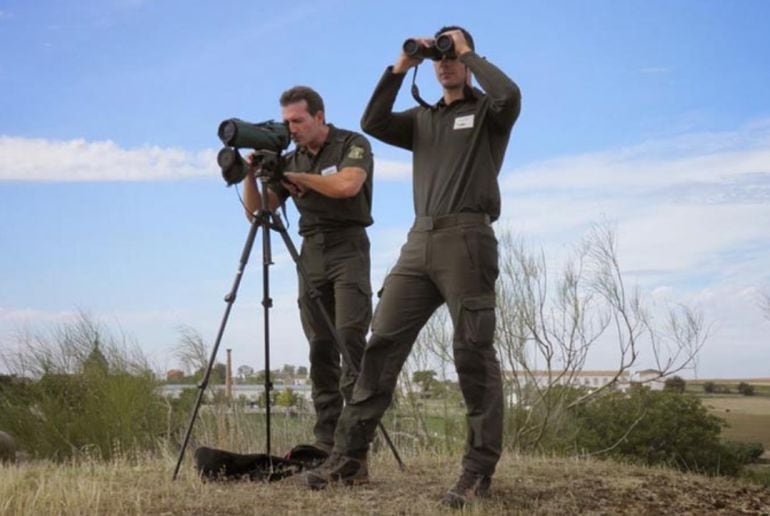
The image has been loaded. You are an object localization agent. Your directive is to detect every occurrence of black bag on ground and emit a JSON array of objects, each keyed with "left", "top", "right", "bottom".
[{"left": 194, "top": 444, "right": 328, "bottom": 482}]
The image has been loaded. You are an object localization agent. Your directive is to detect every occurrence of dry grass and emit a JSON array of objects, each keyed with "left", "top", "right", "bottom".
[
  {"left": 703, "top": 396, "right": 770, "bottom": 416},
  {"left": 702, "top": 396, "right": 770, "bottom": 456},
  {"left": 2, "top": 450, "right": 770, "bottom": 515}
]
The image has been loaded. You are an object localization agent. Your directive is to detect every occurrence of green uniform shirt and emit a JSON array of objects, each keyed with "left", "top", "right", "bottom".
[
  {"left": 361, "top": 52, "right": 521, "bottom": 222},
  {"left": 271, "top": 125, "right": 374, "bottom": 236}
]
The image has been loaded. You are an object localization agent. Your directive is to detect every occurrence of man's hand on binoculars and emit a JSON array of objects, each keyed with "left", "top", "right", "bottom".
[
  {"left": 394, "top": 37, "right": 430, "bottom": 74},
  {"left": 440, "top": 29, "right": 472, "bottom": 56}
]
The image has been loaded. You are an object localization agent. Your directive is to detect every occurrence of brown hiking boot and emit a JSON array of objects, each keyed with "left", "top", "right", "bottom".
[
  {"left": 440, "top": 469, "right": 492, "bottom": 508},
  {"left": 304, "top": 453, "right": 368, "bottom": 490}
]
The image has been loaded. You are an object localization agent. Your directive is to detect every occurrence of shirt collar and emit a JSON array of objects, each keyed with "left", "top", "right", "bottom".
[{"left": 435, "top": 85, "right": 481, "bottom": 108}]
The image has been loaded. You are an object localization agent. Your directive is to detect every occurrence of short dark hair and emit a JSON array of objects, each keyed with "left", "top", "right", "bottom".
[
  {"left": 279, "top": 86, "right": 325, "bottom": 116},
  {"left": 435, "top": 25, "right": 475, "bottom": 51}
]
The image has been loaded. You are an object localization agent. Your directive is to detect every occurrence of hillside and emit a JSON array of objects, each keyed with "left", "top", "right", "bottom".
[{"left": 2, "top": 452, "right": 769, "bottom": 514}]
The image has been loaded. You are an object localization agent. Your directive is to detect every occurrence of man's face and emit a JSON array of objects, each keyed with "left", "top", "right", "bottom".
[
  {"left": 281, "top": 100, "right": 324, "bottom": 148},
  {"left": 433, "top": 53, "right": 468, "bottom": 90}
]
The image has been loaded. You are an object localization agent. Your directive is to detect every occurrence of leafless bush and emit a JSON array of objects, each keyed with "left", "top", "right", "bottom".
[
  {"left": 496, "top": 222, "right": 706, "bottom": 450},
  {"left": 401, "top": 222, "right": 708, "bottom": 453}
]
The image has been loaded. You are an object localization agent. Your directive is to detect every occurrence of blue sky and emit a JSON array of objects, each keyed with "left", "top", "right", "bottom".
[{"left": 1, "top": 0, "right": 769, "bottom": 378}]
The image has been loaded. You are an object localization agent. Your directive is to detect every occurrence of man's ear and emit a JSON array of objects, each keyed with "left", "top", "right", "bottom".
[{"left": 315, "top": 110, "right": 325, "bottom": 124}]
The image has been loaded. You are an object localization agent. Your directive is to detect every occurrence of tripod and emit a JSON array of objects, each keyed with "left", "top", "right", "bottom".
[{"left": 172, "top": 165, "right": 404, "bottom": 480}]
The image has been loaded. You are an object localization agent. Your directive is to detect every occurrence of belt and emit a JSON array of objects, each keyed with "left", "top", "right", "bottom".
[
  {"left": 303, "top": 226, "right": 367, "bottom": 245},
  {"left": 412, "top": 213, "right": 491, "bottom": 231}
]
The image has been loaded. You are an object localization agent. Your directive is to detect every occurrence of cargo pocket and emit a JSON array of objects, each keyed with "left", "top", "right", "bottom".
[
  {"left": 349, "top": 279, "right": 373, "bottom": 332},
  {"left": 458, "top": 294, "right": 496, "bottom": 347}
]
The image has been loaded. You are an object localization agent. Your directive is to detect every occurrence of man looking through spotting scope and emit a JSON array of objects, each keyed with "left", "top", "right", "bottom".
[
  {"left": 304, "top": 27, "right": 521, "bottom": 508},
  {"left": 242, "top": 86, "right": 374, "bottom": 455}
]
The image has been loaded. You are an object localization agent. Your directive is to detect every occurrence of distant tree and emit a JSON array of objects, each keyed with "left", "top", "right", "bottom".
[
  {"left": 664, "top": 375, "right": 686, "bottom": 393},
  {"left": 737, "top": 382, "right": 755, "bottom": 396},
  {"left": 212, "top": 363, "right": 226, "bottom": 384},
  {"left": 82, "top": 339, "right": 109, "bottom": 376},
  {"left": 297, "top": 366, "right": 308, "bottom": 377},
  {"left": 412, "top": 370, "right": 437, "bottom": 394},
  {"left": 703, "top": 381, "right": 716, "bottom": 394},
  {"left": 166, "top": 369, "right": 185, "bottom": 382},
  {"left": 193, "top": 362, "right": 226, "bottom": 384},
  {"left": 237, "top": 365, "right": 254, "bottom": 382},
  {"left": 281, "top": 364, "right": 296, "bottom": 376}
]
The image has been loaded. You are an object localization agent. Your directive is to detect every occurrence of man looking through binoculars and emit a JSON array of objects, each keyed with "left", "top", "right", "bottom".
[
  {"left": 242, "top": 86, "right": 374, "bottom": 456},
  {"left": 304, "top": 26, "right": 521, "bottom": 508}
]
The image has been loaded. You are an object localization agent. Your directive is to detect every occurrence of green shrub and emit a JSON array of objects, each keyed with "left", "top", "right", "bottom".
[
  {"left": 737, "top": 382, "right": 756, "bottom": 396},
  {"left": 571, "top": 389, "right": 752, "bottom": 476},
  {"left": 722, "top": 440, "right": 765, "bottom": 464},
  {"left": 663, "top": 375, "right": 686, "bottom": 393},
  {"left": 0, "top": 314, "right": 176, "bottom": 461},
  {"left": 0, "top": 366, "right": 168, "bottom": 461}
]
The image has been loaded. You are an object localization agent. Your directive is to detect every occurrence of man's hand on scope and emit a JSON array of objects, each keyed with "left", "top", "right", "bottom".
[
  {"left": 281, "top": 172, "right": 308, "bottom": 198},
  {"left": 246, "top": 152, "right": 264, "bottom": 173}
]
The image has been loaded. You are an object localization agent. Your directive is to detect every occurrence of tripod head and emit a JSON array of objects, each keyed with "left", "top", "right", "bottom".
[{"left": 250, "top": 150, "right": 285, "bottom": 182}]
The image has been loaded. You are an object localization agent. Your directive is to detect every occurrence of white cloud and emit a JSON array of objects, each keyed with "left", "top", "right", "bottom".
[
  {"left": 500, "top": 120, "right": 770, "bottom": 276},
  {"left": 502, "top": 138, "right": 770, "bottom": 194},
  {"left": 0, "top": 136, "right": 413, "bottom": 183},
  {"left": 616, "top": 203, "right": 769, "bottom": 274},
  {"left": 0, "top": 136, "right": 217, "bottom": 181}
]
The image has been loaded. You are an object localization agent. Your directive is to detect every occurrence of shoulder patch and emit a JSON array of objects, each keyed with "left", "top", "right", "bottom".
[{"left": 347, "top": 145, "right": 365, "bottom": 160}]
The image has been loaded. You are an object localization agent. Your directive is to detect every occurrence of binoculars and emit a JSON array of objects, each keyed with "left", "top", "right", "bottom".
[{"left": 402, "top": 34, "right": 455, "bottom": 61}]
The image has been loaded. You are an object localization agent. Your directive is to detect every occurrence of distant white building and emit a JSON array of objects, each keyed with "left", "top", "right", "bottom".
[
  {"left": 630, "top": 369, "right": 665, "bottom": 391},
  {"left": 159, "top": 383, "right": 313, "bottom": 403},
  {"left": 506, "top": 369, "right": 631, "bottom": 390},
  {"left": 504, "top": 368, "right": 666, "bottom": 403}
]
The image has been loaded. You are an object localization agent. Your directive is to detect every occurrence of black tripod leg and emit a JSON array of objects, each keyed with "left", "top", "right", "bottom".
[
  {"left": 260, "top": 203, "right": 274, "bottom": 462},
  {"left": 269, "top": 211, "right": 406, "bottom": 471},
  {"left": 172, "top": 214, "right": 262, "bottom": 481}
]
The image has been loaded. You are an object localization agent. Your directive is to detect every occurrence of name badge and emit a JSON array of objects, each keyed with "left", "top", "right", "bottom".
[
  {"left": 321, "top": 165, "right": 338, "bottom": 176},
  {"left": 453, "top": 114, "right": 475, "bottom": 130}
]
